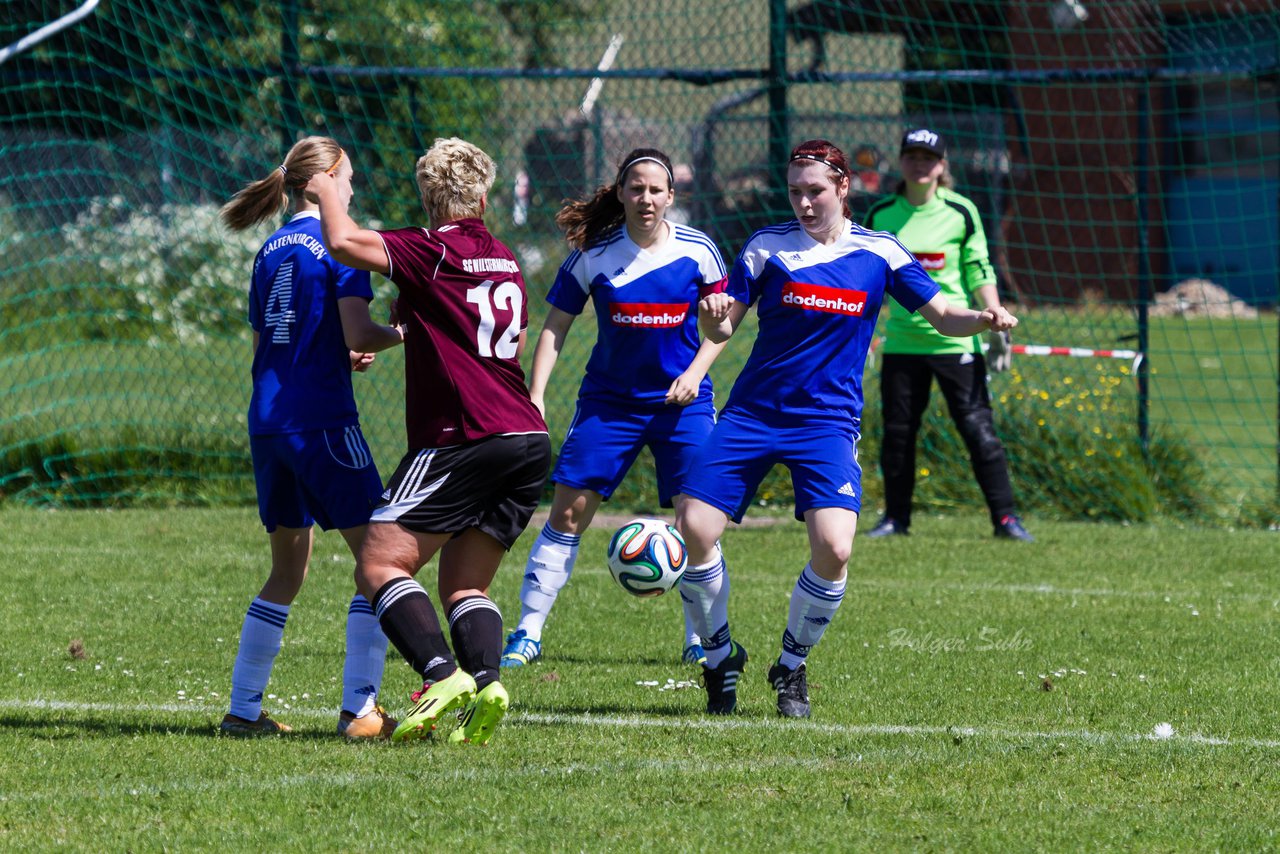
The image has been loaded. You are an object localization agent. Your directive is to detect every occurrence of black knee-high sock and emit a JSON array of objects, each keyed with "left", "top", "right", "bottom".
[
  {"left": 372, "top": 577, "right": 456, "bottom": 683},
  {"left": 447, "top": 595, "right": 503, "bottom": 690}
]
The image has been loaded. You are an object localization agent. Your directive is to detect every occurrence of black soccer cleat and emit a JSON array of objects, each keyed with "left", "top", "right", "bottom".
[
  {"left": 863, "top": 516, "right": 909, "bottom": 538},
  {"left": 767, "top": 660, "right": 811, "bottom": 719},
  {"left": 994, "top": 515, "right": 1034, "bottom": 542},
  {"left": 701, "top": 641, "right": 747, "bottom": 715}
]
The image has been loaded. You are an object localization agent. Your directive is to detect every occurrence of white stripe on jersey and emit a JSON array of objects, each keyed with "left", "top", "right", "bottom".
[
  {"left": 559, "top": 224, "right": 725, "bottom": 295},
  {"left": 672, "top": 223, "right": 727, "bottom": 279},
  {"left": 736, "top": 219, "right": 916, "bottom": 280},
  {"left": 429, "top": 231, "right": 447, "bottom": 280}
]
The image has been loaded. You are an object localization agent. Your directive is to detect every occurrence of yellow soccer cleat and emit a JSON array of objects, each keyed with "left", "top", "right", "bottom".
[
  {"left": 391, "top": 669, "right": 476, "bottom": 743},
  {"left": 448, "top": 681, "right": 510, "bottom": 746}
]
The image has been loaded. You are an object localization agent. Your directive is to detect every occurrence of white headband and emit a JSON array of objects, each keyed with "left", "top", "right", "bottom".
[
  {"left": 618, "top": 156, "right": 673, "bottom": 184},
  {"left": 789, "top": 153, "right": 848, "bottom": 177}
]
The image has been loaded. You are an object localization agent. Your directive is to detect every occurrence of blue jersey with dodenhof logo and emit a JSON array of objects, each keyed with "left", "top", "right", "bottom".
[
  {"left": 546, "top": 223, "right": 726, "bottom": 407},
  {"left": 723, "top": 219, "right": 938, "bottom": 426},
  {"left": 248, "top": 211, "right": 373, "bottom": 435}
]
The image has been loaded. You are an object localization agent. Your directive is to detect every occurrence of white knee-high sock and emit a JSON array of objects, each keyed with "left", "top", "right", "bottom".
[
  {"left": 341, "top": 594, "right": 388, "bottom": 717},
  {"left": 516, "top": 523, "right": 580, "bottom": 642},
  {"left": 228, "top": 597, "right": 290, "bottom": 719},
  {"left": 679, "top": 545, "right": 732, "bottom": 667},
  {"left": 681, "top": 602, "right": 702, "bottom": 649},
  {"left": 779, "top": 563, "right": 846, "bottom": 670}
]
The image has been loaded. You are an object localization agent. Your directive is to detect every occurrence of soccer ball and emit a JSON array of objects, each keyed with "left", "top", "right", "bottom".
[{"left": 605, "top": 518, "right": 688, "bottom": 598}]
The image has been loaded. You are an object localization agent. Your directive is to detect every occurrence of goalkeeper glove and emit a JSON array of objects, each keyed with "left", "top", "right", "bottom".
[{"left": 987, "top": 329, "right": 1012, "bottom": 373}]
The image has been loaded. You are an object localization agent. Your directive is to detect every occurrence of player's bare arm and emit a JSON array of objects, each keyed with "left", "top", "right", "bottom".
[
  {"left": 918, "top": 291, "right": 1018, "bottom": 338},
  {"left": 667, "top": 316, "right": 730, "bottom": 406},
  {"left": 698, "top": 293, "right": 745, "bottom": 344},
  {"left": 338, "top": 296, "right": 405, "bottom": 354},
  {"left": 527, "top": 306, "right": 575, "bottom": 417},
  {"left": 304, "top": 172, "right": 390, "bottom": 275},
  {"left": 973, "top": 283, "right": 1002, "bottom": 311}
]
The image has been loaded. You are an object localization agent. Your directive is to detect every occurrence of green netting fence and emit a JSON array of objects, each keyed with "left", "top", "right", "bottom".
[{"left": 2, "top": 0, "right": 1277, "bottom": 526}]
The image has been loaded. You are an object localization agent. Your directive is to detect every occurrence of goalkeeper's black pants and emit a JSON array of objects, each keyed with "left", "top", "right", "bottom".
[{"left": 877, "top": 352, "right": 1017, "bottom": 529}]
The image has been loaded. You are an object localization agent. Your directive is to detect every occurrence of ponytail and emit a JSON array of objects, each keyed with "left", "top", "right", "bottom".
[
  {"left": 220, "top": 136, "right": 344, "bottom": 232},
  {"left": 555, "top": 186, "right": 625, "bottom": 251}
]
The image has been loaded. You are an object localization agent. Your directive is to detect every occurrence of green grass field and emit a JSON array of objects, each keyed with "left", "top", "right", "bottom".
[{"left": 2, "top": 507, "right": 1278, "bottom": 850}]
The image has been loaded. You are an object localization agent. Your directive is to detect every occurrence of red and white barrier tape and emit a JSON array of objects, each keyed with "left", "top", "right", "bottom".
[
  {"left": 1009, "top": 345, "right": 1138, "bottom": 360},
  {"left": 985, "top": 342, "right": 1145, "bottom": 373}
]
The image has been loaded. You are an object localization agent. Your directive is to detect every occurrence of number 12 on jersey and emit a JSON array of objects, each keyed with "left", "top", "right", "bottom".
[{"left": 466, "top": 279, "right": 522, "bottom": 358}]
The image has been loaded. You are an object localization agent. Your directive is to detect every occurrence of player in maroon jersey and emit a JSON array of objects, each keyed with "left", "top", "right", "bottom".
[{"left": 306, "top": 137, "right": 550, "bottom": 745}]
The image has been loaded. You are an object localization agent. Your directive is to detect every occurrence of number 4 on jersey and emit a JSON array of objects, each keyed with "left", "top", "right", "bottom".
[
  {"left": 265, "top": 261, "right": 297, "bottom": 344},
  {"left": 466, "top": 279, "right": 522, "bottom": 358}
]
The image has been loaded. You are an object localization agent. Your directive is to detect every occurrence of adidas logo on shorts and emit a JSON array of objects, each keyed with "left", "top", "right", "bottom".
[{"left": 838, "top": 482, "right": 855, "bottom": 497}]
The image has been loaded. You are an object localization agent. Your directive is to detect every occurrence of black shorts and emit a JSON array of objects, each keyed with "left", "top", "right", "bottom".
[{"left": 371, "top": 432, "right": 551, "bottom": 549}]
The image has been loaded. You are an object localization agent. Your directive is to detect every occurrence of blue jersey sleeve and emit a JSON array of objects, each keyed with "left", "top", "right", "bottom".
[
  {"left": 546, "top": 249, "right": 589, "bottom": 315},
  {"left": 333, "top": 262, "right": 373, "bottom": 301},
  {"left": 673, "top": 225, "right": 728, "bottom": 296},
  {"left": 728, "top": 225, "right": 794, "bottom": 307},
  {"left": 887, "top": 256, "right": 940, "bottom": 313},
  {"left": 725, "top": 259, "right": 752, "bottom": 305},
  {"left": 249, "top": 249, "right": 267, "bottom": 332}
]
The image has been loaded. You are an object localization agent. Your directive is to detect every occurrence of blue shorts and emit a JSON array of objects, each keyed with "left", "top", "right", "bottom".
[
  {"left": 681, "top": 407, "right": 862, "bottom": 523},
  {"left": 552, "top": 396, "right": 716, "bottom": 508},
  {"left": 251, "top": 425, "right": 383, "bottom": 532}
]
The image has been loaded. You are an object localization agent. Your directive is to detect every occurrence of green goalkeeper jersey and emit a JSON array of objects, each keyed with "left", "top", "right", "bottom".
[{"left": 863, "top": 187, "right": 996, "bottom": 355}]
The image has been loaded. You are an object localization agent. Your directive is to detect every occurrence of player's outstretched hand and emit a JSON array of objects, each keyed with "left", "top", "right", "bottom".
[
  {"left": 665, "top": 373, "right": 699, "bottom": 406},
  {"left": 699, "top": 292, "right": 735, "bottom": 321},
  {"left": 303, "top": 171, "right": 334, "bottom": 204},
  {"left": 981, "top": 305, "right": 1018, "bottom": 332}
]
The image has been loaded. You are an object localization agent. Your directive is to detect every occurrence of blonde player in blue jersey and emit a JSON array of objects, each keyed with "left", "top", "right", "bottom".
[
  {"left": 678, "top": 139, "right": 1019, "bottom": 718},
  {"left": 218, "top": 136, "right": 406, "bottom": 738},
  {"left": 500, "top": 148, "right": 729, "bottom": 669}
]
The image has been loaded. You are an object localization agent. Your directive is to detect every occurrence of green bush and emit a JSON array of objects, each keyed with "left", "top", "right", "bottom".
[
  {"left": 0, "top": 426, "right": 252, "bottom": 508},
  {"left": 867, "top": 362, "right": 1223, "bottom": 525},
  {"left": 58, "top": 197, "right": 260, "bottom": 343}
]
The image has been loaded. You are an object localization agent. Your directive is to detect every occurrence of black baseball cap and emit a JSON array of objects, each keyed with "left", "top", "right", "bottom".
[{"left": 900, "top": 128, "right": 947, "bottom": 157}]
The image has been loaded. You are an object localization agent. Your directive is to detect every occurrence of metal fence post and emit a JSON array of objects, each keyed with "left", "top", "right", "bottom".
[
  {"left": 1136, "top": 82, "right": 1151, "bottom": 452},
  {"left": 768, "top": 0, "right": 789, "bottom": 214},
  {"left": 280, "top": 0, "right": 301, "bottom": 152}
]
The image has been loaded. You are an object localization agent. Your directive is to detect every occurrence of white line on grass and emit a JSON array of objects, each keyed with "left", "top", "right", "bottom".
[
  {"left": 847, "top": 578, "right": 1279, "bottom": 605},
  {"left": 3, "top": 698, "right": 1277, "bottom": 750},
  {"left": 530, "top": 566, "right": 1279, "bottom": 606}
]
